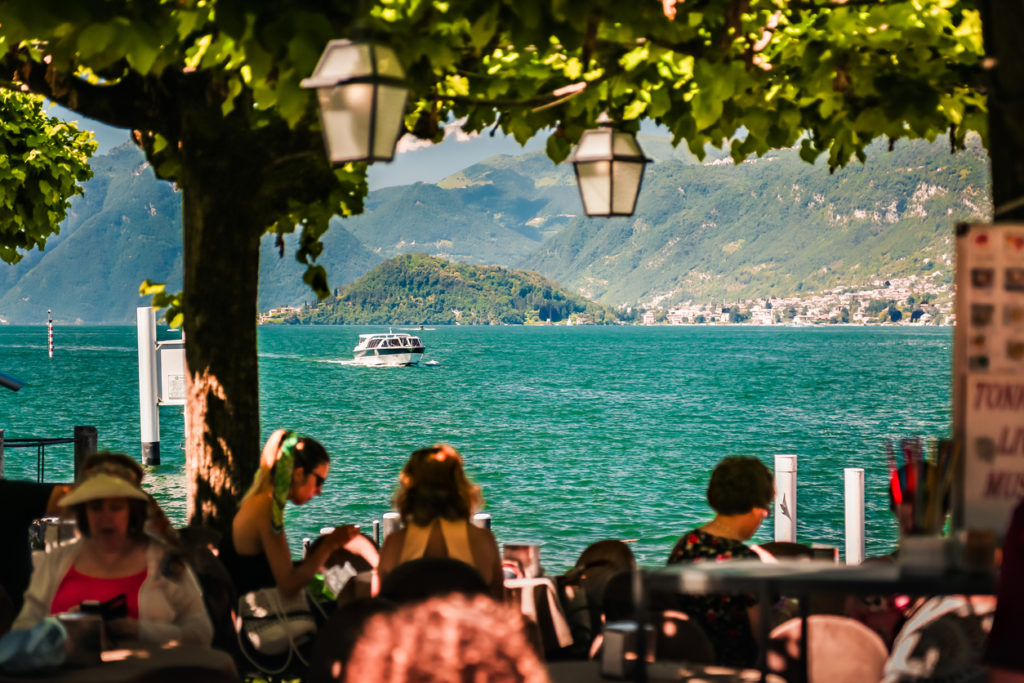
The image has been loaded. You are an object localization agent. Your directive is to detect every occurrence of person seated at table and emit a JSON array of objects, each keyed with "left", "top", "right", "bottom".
[
  {"left": 377, "top": 444, "right": 504, "bottom": 600},
  {"left": 12, "top": 452, "right": 213, "bottom": 646},
  {"left": 343, "top": 593, "right": 550, "bottom": 683},
  {"left": 986, "top": 496, "right": 1024, "bottom": 682},
  {"left": 219, "top": 429, "right": 364, "bottom": 598},
  {"left": 665, "top": 455, "right": 773, "bottom": 668}
]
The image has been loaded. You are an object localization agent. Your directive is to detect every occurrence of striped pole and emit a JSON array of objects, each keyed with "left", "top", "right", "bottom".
[{"left": 47, "top": 309, "right": 53, "bottom": 358}]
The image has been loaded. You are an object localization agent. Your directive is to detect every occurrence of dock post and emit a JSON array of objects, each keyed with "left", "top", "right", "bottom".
[
  {"left": 844, "top": 468, "right": 865, "bottom": 565},
  {"left": 774, "top": 454, "right": 798, "bottom": 542},
  {"left": 373, "top": 520, "right": 381, "bottom": 547},
  {"left": 136, "top": 307, "right": 161, "bottom": 465},
  {"left": 381, "top": 511, "right": 401, "bottom": 541},
  {"left": 472, "top": 512, "right": 492, "bottom": 529},
  {"left": 73, "top": 426, "right": 98, "bottom": 480}
]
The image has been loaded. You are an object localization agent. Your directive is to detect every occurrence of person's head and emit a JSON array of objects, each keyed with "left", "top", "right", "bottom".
[
  {"left": 343, "top": 594, "right": 551, "bottom": 683},
  {"left": 60, "top": 452, "right": 151, "bottom": 545},
  {"left": 394, "top": 444, "right": 482, "bottom": 526},
  {"left": 378, "top": 557, "right": 489, "bottom": 606},
  {"left": 284, "top": 434, "right": 330, "bottom": 505},
  {"left": 707, "top": 456, "right": 773, "bottom": 537}
]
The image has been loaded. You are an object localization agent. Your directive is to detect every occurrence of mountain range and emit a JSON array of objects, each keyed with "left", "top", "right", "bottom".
[{"left": 0, "top": 134, "right": 992, "bottom": 324}]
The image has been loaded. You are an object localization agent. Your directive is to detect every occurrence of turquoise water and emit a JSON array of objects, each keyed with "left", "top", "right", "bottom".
[{"left": 0, "top": 324, "right": 952, "bottom": 571}]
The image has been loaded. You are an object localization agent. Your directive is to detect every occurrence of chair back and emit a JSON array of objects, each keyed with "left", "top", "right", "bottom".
[
  {"left": 655, "top": 610, "right": 715, "bottom": 664},
  {"left": 768, "top": 614, "right": 888, "bottom": 683},
  {"left": 758, "top": 542, "right": 814, "bottom": 560}
]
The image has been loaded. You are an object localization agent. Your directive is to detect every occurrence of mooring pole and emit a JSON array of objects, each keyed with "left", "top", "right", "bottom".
[
  {"left": 844, "top": 467, "right": 866, "bottom": 565},
  {"left": 73, "top": 426, "right": 98, "bottom": 480},
  {"left": 47, "top": 309, "right": 53, "bottom": 358},
  {"left": 136, "top": 307, "right": 161, "bottom": 465},
  {"left": 774, "top": 454, "right": 798, "bottom": 542}
]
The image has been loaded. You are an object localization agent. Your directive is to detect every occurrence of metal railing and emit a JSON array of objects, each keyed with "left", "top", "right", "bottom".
[{"left": 0, "top": 426, "right": 98, "bottom": 482}]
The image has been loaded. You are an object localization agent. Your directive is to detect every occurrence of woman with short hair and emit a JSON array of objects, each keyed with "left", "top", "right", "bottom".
[
  {"left": 666, "top": 455, "right": 774, "bottom": 667},
  {"left": 377, "top": 445, "right": 504, "bottom": 599}
]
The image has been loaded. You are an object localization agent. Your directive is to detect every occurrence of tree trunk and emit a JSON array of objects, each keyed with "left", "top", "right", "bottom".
[
  {"left": 982, "top": 0, "right": 1024, "bottom": 222},
  {"left": 180, "top": 115, "right": 263, "bottom": 531}
]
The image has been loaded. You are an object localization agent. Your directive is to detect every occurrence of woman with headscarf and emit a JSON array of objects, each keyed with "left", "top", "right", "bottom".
[
  {"left": 12, "top": 452, "right": 212, "bottom": 646},
  {"left": 377, "top": 444, "right": 504, "bottom": 599},
  {"left": 218, "top": 429, "right": 362, "bottom": 598}
]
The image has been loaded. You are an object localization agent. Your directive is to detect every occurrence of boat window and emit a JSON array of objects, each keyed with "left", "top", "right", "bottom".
[
  {"left": 411, "top": 338, "right": 421, "bottom": 346},
  {"left": 367, "top": 339, "right": 381, "bottom": 348}
]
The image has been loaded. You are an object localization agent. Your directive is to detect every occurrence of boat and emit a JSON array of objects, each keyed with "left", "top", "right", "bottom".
[{"left": 352, "top": 330, "right": 425, "bottom": 366}]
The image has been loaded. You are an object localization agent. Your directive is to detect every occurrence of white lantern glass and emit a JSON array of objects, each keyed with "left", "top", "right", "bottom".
[
  {"left": 302, "top": 40, "right": 409, "bottom": 163},
  {"left": 569, "top": 126, "right": 650, "bottom": 217}
]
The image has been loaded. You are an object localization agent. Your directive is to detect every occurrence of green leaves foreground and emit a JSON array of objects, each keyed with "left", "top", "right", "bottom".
[{"left": 0, "top": 91, "right": 95, "bottom": 265}]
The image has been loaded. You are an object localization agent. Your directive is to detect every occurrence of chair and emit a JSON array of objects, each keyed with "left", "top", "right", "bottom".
[
  {"left": 767, "top": 614, "right": 889, "bottom": 683},
  {"left": 654, "top": 610, "right": 715, "bottom": 664}
]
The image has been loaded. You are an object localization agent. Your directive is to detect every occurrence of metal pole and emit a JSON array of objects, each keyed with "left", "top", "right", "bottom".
[
  {"left": 47, "top": 309, "right": 53, "bottom": 358},
  {"left": 844, "top": 468, "right": 865, "bottom": 565},
  {"left": 774, "top": 454, "right": 798, "bottom": 542},
  {"left": 0, "top": 428, "right": 4, "bottom": 479},
  {"left": 73, "top": 426, "right": 98, "bottom": 480},
  {"left": 372, "top": 520, "right": 381, "bottom": 547},
  {"left": 472, "top": 512, "right": 491, "bottom": 529},
  {"left": 136, "top": 307, "right": 161, "bottom": 465}
]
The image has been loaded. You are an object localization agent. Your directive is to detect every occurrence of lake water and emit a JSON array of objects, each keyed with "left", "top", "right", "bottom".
[{"left": 0, "top": 324, "right": 952, "bottom": 571}]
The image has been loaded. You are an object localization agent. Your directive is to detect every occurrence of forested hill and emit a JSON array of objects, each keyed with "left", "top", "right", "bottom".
[{"left": 282, "top": 254, "right": 621, "bottom": 325}]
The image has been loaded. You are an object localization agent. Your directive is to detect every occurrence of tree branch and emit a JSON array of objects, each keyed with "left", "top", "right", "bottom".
[{"left": 1, "top": 48, "right": 160, "bottom": 131}]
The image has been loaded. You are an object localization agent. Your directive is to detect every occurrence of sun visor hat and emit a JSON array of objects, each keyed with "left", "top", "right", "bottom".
[{"left": 58, "top": 473, "right": 150, "bottom": 507}]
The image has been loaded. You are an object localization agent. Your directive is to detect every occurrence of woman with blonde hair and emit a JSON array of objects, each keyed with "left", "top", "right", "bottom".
[
  {"left": 219, "top": 429, "right": 366, "bottom": 598},
  {"left": 377, "top": 444, "right": 504, "bottom": 599}
]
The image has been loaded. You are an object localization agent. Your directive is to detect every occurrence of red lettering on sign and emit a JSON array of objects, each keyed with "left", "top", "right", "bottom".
[
  {"left": 998, "top": 427, "right": 1024, "bottom": 456},
  {"left": 973, "top": 382, "right": 1024, "bottom": 411},
  {"left": 984, "top": 471, "right": 1024, "bottom": 498}
]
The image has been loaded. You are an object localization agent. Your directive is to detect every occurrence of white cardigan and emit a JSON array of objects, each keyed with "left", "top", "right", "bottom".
[{"left": 12, "top": 537, "right": 213, "bottom": 647}]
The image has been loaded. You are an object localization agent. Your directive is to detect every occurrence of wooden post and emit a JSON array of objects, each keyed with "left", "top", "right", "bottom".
[{"left": 73, "top": 426, "right": 97, "bottom": 480}]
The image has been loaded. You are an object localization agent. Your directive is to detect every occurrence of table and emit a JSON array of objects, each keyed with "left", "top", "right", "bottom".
[
  {"left": 0, "top": 644, "right": 238, "bottom": 683},
  {"left": 546, "top": 660, "right": 785, "bottom": 682},
  {"left": 646, "top": 559, "right": 997, "bottom": 682}
]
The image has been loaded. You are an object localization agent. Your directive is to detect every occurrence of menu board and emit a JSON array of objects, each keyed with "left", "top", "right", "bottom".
[{"left": 954, "top": 223, "right": 1024, "bottom": 539}]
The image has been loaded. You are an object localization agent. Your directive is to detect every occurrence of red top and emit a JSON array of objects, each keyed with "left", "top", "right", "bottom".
[{"left": 49, "top": 565, "right": 147, "bottom": 619}]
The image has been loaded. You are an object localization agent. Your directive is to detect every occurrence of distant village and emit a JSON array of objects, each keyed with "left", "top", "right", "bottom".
[
  {"left": 636, "top": 272, "right": 954, "bottom": 326},
  {"left": 258, "top": 273, "right": 955, "bottom": 327}
]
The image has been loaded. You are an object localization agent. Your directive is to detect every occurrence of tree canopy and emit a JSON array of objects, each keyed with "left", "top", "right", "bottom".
[
  {"left": 0, "top": 0, "right": 993, "bottom": 526},
  {"left": 0, "top": 91, "right": 95, "bottom": 264}
]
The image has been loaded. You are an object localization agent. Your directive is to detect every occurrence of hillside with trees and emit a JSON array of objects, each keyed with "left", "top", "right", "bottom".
[{"left": 286, "top": 254, "right": 619, "bottom": 325}]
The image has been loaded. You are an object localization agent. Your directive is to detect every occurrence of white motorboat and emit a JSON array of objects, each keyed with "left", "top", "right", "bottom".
[{"left": 352, "top": 331, "right": 425, "bottom": 366}]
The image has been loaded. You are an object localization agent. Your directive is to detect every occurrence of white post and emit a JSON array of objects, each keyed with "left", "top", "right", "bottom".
[
  {"left": 136, "top": 307, "right": 160, "bottom": 465},
  {"left": 473, "top": 512, "right": 492, "bottom": 529},
  {"left": 47, "top": 309, "right": 53, "bottom": 358},
  {"left": 774, "top": 454, "right": 798, "bottom": 542},
  {"left": 381, "top": 511, "right": 401, "bottom": 541},
  {"left": 845, "top": 468, "right": 865, "bottom": 565}
]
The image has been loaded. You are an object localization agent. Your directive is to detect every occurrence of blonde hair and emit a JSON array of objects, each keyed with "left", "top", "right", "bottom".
[{"left": 343, "top": 594, "right": 550, "bottom": 683}]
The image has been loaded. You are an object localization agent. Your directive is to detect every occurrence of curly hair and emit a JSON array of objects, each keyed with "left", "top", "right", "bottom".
[
  {"left": 343, "top": 594, "right": 551, "bottom": 683},
  {"left": 706, "top": 456, "right": 773, "bottom": 516},
  {"left": 393, "top": 444, "right": 483, "bottom": 527}
]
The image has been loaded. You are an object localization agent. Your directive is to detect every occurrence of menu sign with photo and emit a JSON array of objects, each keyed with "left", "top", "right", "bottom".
[{"left": 954, "top": 223, "right": 1024, "bottom": 538}]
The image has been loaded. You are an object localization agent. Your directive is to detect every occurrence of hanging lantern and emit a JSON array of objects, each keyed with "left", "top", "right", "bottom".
[
  {"left": 301, "top": 40, "right": 409, "bottom": 163},
  {"left": 568, "top": 122, "right": 651, "bottom": 217}
]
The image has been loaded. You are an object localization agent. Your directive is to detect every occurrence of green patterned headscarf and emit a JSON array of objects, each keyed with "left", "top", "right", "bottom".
[{"left": 270, "top": 431, "right": 300, "bottom": 534}]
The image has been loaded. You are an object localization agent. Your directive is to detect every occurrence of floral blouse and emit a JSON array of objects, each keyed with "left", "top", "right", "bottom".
[{"left": 666, "top": 529, "right": 759, "bottom": 667}]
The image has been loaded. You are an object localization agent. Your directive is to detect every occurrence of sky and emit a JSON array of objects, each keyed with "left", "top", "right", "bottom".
[{"left": 51, "top": 104, "right": 547, "bottom": 190}]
